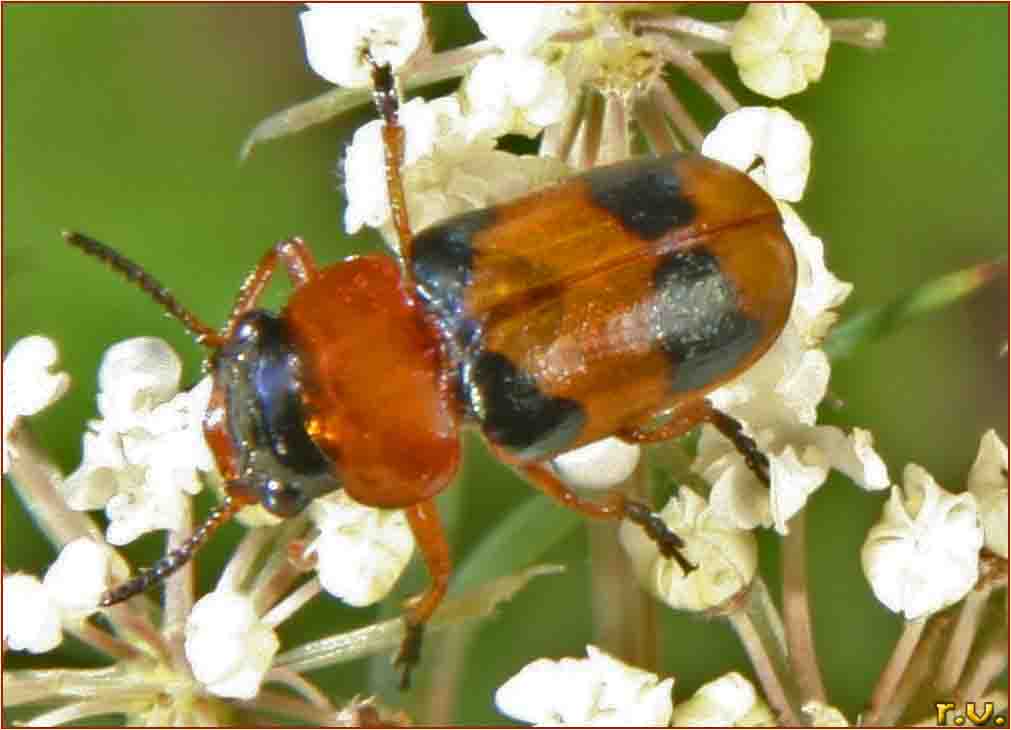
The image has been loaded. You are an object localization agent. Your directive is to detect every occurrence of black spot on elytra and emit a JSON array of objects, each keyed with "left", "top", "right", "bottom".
[
  {"left": 584, "top": 155, "right": 696, "bottom": 241},
  {"left": 651, "top": 249, "right": 761, "bottom": 392},
  {"left": 469, "top": 350, "right": 585, "bottom": 461}
]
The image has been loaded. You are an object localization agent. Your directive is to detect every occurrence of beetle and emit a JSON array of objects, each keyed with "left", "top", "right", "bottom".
[{"left": 67, "top": 58, "right": 795, "bottom": 688}]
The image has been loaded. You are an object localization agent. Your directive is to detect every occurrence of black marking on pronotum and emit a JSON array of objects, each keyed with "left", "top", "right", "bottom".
[
  {"left": 469, "top": 350, "right": 586, "bottom": 461},
  {"left": 214, "top": 310, "right": 340, "bottom": 517},
  {"left": 583, "top": 155, "right": 696, "bottom": 241},
  {"left": 651, "top": 248, "right": 761, "bottom": 392}
]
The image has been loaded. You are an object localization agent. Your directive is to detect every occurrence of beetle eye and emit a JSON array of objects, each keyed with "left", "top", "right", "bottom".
[{"left": 261, "top": 478, "right": 311, "bottom": 517}]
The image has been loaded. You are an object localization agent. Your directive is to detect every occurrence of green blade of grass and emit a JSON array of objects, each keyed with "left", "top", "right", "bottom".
[
  {"left": 825, "top": 259, "right": 1004, "bottom": 361},
  {"left": 451, "top": 495, "right": 582, "bottom": 594}
]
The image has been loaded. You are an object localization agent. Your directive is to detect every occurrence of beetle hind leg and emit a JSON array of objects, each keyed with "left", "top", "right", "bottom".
[{"left": 518, "top": 462, "right": 695, "bottom": 575}]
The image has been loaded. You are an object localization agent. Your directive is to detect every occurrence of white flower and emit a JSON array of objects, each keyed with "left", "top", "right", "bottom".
[
  {"left": 3, "top": 538, "right": 121, "bottom": 653},
  {"left": 967, "top": 430, "right": 1008, "bottom": 558},
  {"left": 731, "top": 4, "right": 830, "bottom": 99},
  {"left": 619, "top": 488, "right": 757, "bottom": 611},
  {"left": 779, "top": 204, "right": 853, "bottom": 342},
  {"left": 862, "top": 464, "right": 983, "bottom": 620},
  {"left": 3, "top": 335, "right": 70, "bottom": 473},
  {"left": 702, "top": 107, "right": 812, "bottom": 203},
  {"left": 697, "top": 424, "right": 890, "bottom": 533},
  {"left": 669, "top": 672, "right": 775, "bottom": 727},
  {"left": 692, "top": 126, "right": 884, "bottom": 533},
  {"left": 552, "top": 437, "right": 640, "bottom": 491},
  {"left": 3, "top": 574, "right": 63, "bottom": 653},
  {"left": 44, "top": 537, "right": 123, "bottom": 619},
  {"left": 802, "top": 701, "right": 850, "bottom": 726},
  {"left": 495, "top": 645, "right": 673, "bottom": 726},
  {"left": 61, "top": 338, "right": 215, "bottom": 545},
  {"left": 344, "top": 94, "right": 569, "bottom": 245},
  {"left": 468, "top": 4, "right": 585, "bottom": 56},
  {"left": 461, "top": 53, "right": 568, "bottom": 138},
  {"left": 184, "top": 589, "right": 280, "bottom": 700},
  {"left": 300, "top": 3, "right": 426, "bottom": 87},
  {"left": 304, "top": 491, "right": 414, "bottom": 607}
]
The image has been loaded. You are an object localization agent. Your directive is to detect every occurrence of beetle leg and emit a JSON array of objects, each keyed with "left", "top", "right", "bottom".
[
  {"left": 518, "top": 462, "right": 694, "bottom": 575},
  {"left": 619, "top": 400, "right": 770, "bottom": 485},
  {"left": 704, "top": 408, "right": 770, "bottom": 485},
  {"left": 224, "top": 237, "right": 319, "bottom": 336},
  {"left": 365, "top": 53, "right": 414, "bottom": 261},
  {"left": 398, "top": 498, "right": 452, "bottom": 690}
]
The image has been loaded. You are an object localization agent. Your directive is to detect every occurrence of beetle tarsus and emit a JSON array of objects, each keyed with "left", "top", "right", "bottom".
[
  {"left": 706, "top": 409, "right": 770, "bottom": 486},
  {"left": 623, "top": 500, "right": 695, "bottom": 575},
  {"left": 395, "top": 620, "right": 425, "bottom": 690}
]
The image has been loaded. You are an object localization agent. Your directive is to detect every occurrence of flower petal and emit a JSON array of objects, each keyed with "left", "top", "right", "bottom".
[{"left": 301, "top": 3, "right": 425, "bottom": 87}]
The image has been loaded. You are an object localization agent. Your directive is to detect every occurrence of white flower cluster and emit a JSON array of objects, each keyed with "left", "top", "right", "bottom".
[
  {"left": 3, "top": 538, "right": 122, "bottom": 653},
  {"left": 2, "top": 333, "right": 420, "bottom": 704},
  {"left": 862, "top": 432, "right": 1006, "bottom": 620},
  {"left": 495, "top": 645, "right": 674, "bottom": 726},
  {"left": 60, "top": 338, "right": 214, "bottom": 545},
  {"left": 2, "top": 335, "right": 70, "bottom": 473}
]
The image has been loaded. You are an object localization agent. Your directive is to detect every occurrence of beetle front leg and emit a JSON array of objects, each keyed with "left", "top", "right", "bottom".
[
  {"left": 224, "top": 237, "right": 319, "bottom": 336},
  {"left": 398, "top": 498, "right": 452, "bottom": 690}
]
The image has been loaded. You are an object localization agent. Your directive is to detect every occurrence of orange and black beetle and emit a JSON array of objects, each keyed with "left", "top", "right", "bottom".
[{"left": 67, "top": 59, "right": 795, "bottom": 687}]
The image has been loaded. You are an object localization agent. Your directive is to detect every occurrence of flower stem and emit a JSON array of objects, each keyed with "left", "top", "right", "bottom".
[
  {"left": 69, "top": 621, "right": 140, "bottom": 662},
  {"left": 782, "top": 510, "right": 826, "bottom": 702},
  {"left": 635, "top": 94, "right": 677, "bottom": 155},
  {"left": 7, "top": 427, "right": 102, "bottom": 548},
  {"left": 728, "top": 579, "right": 801, "bottom": 725},
  {"left": 598, "top": 94, "right": 629, "bottom": 165},
  {"left": 937, "top": 584, "right": 994, "bottom": 692},
  {"left": 274, "top": 565, "right": 563, "bottom": 673},
  {"left": 650, "top": 82, "right": 703, "bottom": 149},
  {"left": 864, "top": 618, "right": 926, "bottom": 725},
  {"left": 645, "top": 33, "right": 739, "bottom": 113},
  {"left": 956, "top": 624, "right": 1009, "bottom": 702},
  {"left": 261, "top": 576, "right": 321, "bottom": 627}
]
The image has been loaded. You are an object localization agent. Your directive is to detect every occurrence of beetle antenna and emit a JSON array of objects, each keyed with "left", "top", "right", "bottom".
[
  {"left": 100, "top": 496, "right": 243, "bottom": 606},
  {"left": 62, "top": 231, "right": 223, "bottom": 347}
]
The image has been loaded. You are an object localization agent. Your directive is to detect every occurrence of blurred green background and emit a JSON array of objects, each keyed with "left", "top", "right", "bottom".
[{"left": 4, "top": 4, "right": 1007, "bottom": 725}]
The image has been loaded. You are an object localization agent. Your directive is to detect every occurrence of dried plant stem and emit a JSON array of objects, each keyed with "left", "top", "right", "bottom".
[
  {"left": 69, "top": 622, "right": 139, "bottom": 662},
  {"left": 782, "top": 511, "right": 826, "bottom": 702},
  {"left": 634, "top": 94, "right": 678, "bottom": 155},
  {"left": 575, "top": 92, "right": 605, "bottom": 170},
  {"left": 633, "top": 15, "right": 733, "bottom": 47},
  {"left": 245, "top": 689, "right": 339, "bottom": 726},
  {"left": 650, "top": 82, "right": 703, "bottom": 149},
  {"left": 21, "top": 698, "right": 135, "bottom": 728},
  {"left": 936, "top": 584, "right": 994, "bottom": 692},
  {"left": 956, "top": 626, "right": 1010, "bottom": 702},
  {"left": 263, "top": 667, "right": 334, "bottom": 711},
  {"left": 646, "top": 33, "right": 739, "bottom": 113},
  {"left": 728, "top": 580, "right": 800, "bottom": 725},
  {"left": 540, "top": 89, "right": 585, "bottom": 162},
  {"left": 7, "top": 428, "right": 102, "bottom": 547},
  {"left": 262, "top": 577, "right": 321, "bottom": 627},
  {"left": 597, "top": 93, "right": 629, "bottom": 165},
  {"left": 864, "top": 618, "right": 926, "bottom": 725},
  {"left": 275, "top": 565, "right": 562, "bottom": 674},
  {"left": 216, "top": 523, "right": 274, "bottom": 593},
  {"left": 162, "top": 499, "right": 194, "bottom": 641},
  {"left": 588, "top": 463, "right": 658, "bottom": 671}
]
